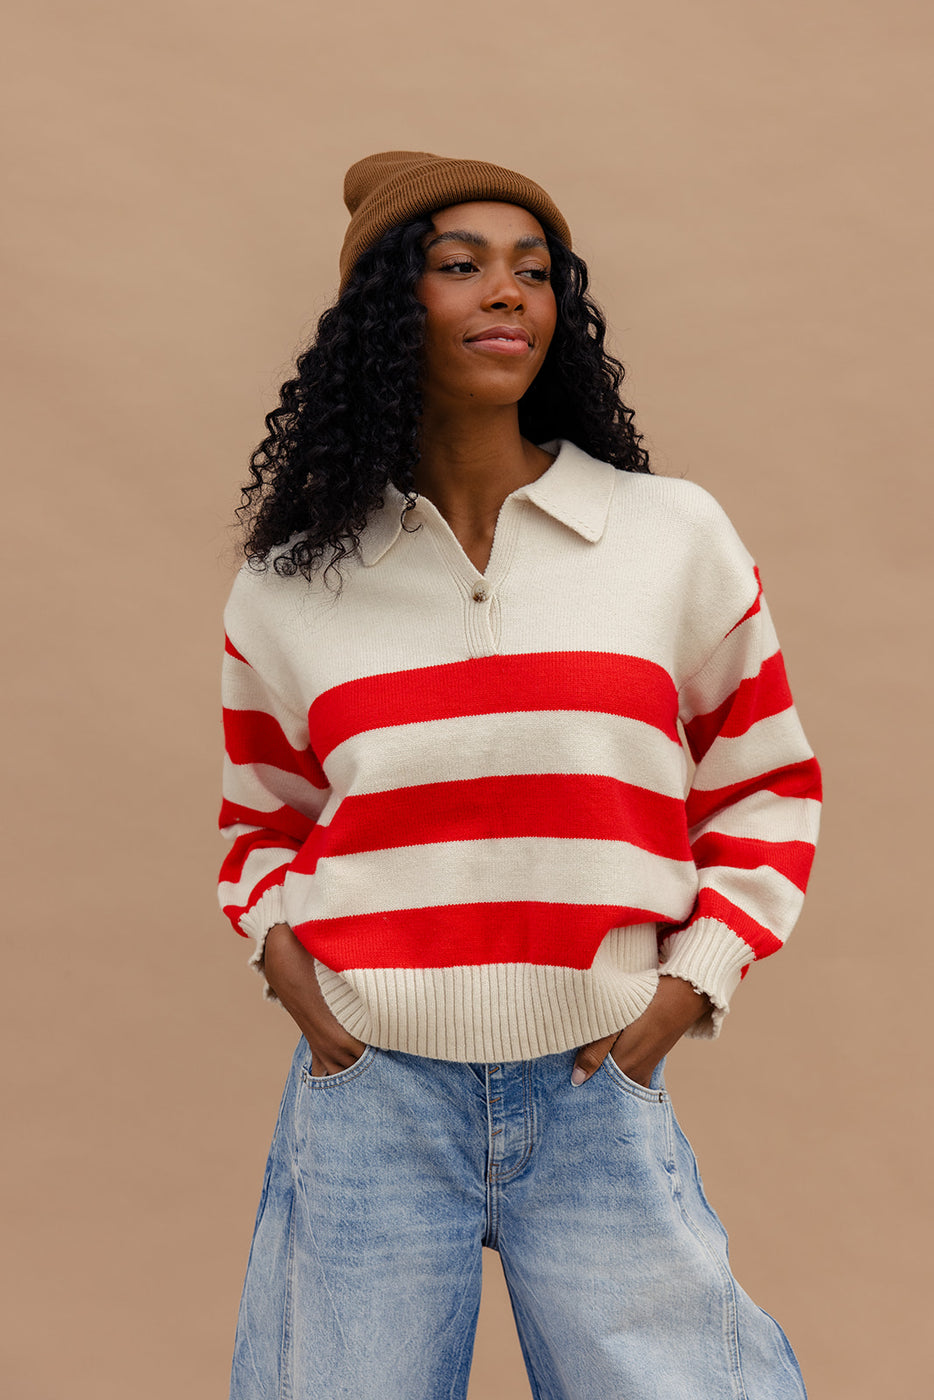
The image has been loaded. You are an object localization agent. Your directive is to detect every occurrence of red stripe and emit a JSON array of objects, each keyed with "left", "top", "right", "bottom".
[
  {"left": 224, "top": 708, "right": 328, "bottom": 788},
  {"left": 687, "top": 888, "right": 783, "bottom": 960},
  {"left": 725, "top": 566, "right": 762, "bottom": 637},
  {"left": 222, "top": 865, "right": 291, "bottom": 936},
  {"left": 290, "top": 773, "right": 691, "bottom": 875},
  {"left": 683, "top": 651, "right": 793, "bottom": 761},
  {"left": 218, "top": 798, "right": 317, "bottom": 844},
  {"left": 225, "top": 634, "right": 250, "bottom": 666},
  {"left": 220, "top": 830, "right": 304, "bottom": 885},
  {"left": 691, "top": 833, "right": 815, "bottom": 893},
  {"left": 291, "top": 901, "right": 668, "bottom": 971},
  {"left": 686, "top": 756, "right": 822, "bottom": 829},
  {"left": 308, "top": 652, "right": 679, "bottom": 763}
]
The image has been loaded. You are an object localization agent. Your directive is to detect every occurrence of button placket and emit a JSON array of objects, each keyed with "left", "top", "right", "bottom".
[
  {"left": 464, "top": 578, "right": 499, "bottom": 655},
  {"left": 417, "top": 493, "right": 520, "bottom": 655}
]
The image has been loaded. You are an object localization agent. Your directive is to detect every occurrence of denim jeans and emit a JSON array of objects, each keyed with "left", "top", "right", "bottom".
[{"left": 230, "top": 1040, "right": 806, "bottom": 1400}]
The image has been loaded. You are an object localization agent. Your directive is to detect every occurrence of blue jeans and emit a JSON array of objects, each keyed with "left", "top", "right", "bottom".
[{"left": 230, "top": 1040, "right": 806, "bottom": 1399}]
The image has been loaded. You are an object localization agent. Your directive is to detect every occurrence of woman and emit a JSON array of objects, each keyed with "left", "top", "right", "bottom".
[{"left": 219, "top": 150, "right": 821, "bottom": 1399}]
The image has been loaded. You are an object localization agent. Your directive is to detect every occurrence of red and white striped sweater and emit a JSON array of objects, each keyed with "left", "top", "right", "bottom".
[{"left": 219, "top": 440, "right": 821, "bottom": 1060}]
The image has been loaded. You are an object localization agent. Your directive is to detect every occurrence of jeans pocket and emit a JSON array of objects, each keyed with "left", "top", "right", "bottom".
[
  {"left": 300, "top": 1042, "right": 377, "bottom": 1088},
  {"left": 600, "top": 1050, "right": 669, "bottom": 1103}
]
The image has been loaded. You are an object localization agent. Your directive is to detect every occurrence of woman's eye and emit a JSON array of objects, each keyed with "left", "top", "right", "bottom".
[{"left": 435, "top": 259, "right": 550, "bottom": 281}]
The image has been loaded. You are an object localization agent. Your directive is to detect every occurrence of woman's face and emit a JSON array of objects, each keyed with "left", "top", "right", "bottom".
[{"left": 415, "top": 200, "right": 557, "bottom": 413}]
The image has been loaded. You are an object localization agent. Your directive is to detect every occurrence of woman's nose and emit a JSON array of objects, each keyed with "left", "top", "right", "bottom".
[{"left": 481, "top": 268, "right": 524, "bottom": 312}]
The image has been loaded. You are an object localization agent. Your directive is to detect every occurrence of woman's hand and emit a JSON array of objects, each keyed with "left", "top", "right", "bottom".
[
  {"left": 571, "top": 976, "right": 711, "bottom": 1087},
  {"left": 263, "top": 923, "right": 367, "bottom": 1077}
]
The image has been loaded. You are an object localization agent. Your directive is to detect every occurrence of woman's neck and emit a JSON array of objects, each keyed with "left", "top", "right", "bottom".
[{"left": 414, "top": 407, "right": 554, "bottom": 573}]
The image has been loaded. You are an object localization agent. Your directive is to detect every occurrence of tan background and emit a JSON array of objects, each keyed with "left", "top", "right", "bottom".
[{"left": 3, "top": 1, "right": 931, "bottom": 1396}]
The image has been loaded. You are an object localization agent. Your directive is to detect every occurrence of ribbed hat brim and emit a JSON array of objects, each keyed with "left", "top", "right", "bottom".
[{"left": 339, "top": 150, "right": 571, "bottom": 290}]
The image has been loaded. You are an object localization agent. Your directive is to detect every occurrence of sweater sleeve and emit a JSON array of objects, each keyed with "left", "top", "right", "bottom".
[
  {"left": 659, "top": 570, "right": 822, "bottom": 1037},
  {"left": 218, "top": 609, "right": 330, "bottom": 993}
]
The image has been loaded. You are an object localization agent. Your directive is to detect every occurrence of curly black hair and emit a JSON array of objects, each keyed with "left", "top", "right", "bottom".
[{"left": 238, "top": 214, "right": 651, "bottom": 581}]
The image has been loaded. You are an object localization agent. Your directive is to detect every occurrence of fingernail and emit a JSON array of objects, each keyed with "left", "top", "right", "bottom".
[{"left": 571, "top": 1067, "right": 587, "bottom": 1086}]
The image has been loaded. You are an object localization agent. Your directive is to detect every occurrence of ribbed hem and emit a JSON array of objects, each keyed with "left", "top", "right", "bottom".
[
  {"left": 658, "top": 917, "right": 750, "bottom": 1038},
  {"left": 239, "top": 886, "right": 288, "bottom": 1000},
  {"left": 313, "top": 923, "right": 663, "bottom": 1061}
]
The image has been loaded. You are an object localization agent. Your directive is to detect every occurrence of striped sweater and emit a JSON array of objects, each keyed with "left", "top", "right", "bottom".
[{"left": 219, "top": 439, "right": 821, "bottom": 1061}]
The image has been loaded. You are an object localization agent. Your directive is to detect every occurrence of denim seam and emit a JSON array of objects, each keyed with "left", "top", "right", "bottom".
[
  {"left": 486, "top": 1062, "right": 536, "bottom": 1246},
  {"left": 278, "top": 1173, "right": 297, "bottom": 1400},
  {"left": 277, "top": 1065, "right": 305, "bottom": 1400},
  {"left": 484, "top": 1069, "right": 500, "bottom": 1247},
  {"left": 665, "top": 1105, "right": 748, "bottom": 1400},
  {"left": 484, "top": 1176, "right": 498, "bottom": 1248},
  {"left": 494, "top": 1059, "right": 536, "bottom": 1185}
]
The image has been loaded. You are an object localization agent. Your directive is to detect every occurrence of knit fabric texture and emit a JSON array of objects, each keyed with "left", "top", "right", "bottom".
[
  {"left": 218, "top": 441, "right": 822, "bottom": 1061},
  {"left": 339, "top": 150, "right": 572, "bottom": 290}
]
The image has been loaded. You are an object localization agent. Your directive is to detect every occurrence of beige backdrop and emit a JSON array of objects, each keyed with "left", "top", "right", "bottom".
[{"left": 3, "top": 1, "right": 931, "bottom": 1396}]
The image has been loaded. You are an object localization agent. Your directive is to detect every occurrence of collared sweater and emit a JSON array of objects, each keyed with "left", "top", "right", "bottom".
[{"left": 218, "top": 440, "right": 821, "bottom": 1061}]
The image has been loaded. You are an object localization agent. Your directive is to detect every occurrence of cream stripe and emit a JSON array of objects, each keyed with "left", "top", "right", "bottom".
[
  {"left": 218, "top": 844, "right": 294, "bottom": 910},
  {"left": 323, "top": 709, "right": 686, "bottom": 798},
  {"left": 697, "top": 864, "right": 805, "bottom": 933},
  {"left": 689, "top": 792, "right": 821, "bottom": 841},
  {"left": 678, "top": 609, "right": 780, "bottom": 719},
  {"left": 221, "top": 653, "right": 259, "bottom": 703},
  {"left": 689, "top": 709, "right": 814, "bottom": 790},
  {"left": 284, "top": 837, "right": 696, "bottom": 919},
  {"left": 223, "top": 658, "right": 309, "bottom": 746},
  {"left": 222, "top": 756, "right": 329, "bottom": 815}
]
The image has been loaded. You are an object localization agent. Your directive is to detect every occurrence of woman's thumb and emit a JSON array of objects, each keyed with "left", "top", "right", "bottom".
[{"left": 571, "top": 1032, "right": 619, "bottom": 1085}]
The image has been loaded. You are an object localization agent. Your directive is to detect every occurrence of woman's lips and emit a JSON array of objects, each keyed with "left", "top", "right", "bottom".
[
  {"left": 464, "top": 334, "right": 529, "bottom": 355},
  {"left": 464, "top": 325, "right": 531, "bottom": 356}
]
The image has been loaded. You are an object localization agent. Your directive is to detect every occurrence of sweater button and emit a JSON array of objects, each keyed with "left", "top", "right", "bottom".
[{"left": 472, "top": 583, "right": 488, "bottom": 602}]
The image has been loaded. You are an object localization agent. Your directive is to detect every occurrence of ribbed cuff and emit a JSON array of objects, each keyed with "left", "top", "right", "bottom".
[
  {"left": 658, "top": 917, "right": 750, "bottom": 1039},
  {"left": 239, "top": 886, "right": 288, "bottom": 1001}
]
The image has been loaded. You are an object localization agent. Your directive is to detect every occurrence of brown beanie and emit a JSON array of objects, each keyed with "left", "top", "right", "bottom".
[{"left": 339, "top": 150, "right": 572, "bottom": 291}]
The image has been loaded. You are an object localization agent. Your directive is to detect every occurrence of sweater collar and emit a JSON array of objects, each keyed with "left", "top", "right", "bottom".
[{"left": 358, "top": 439, "right": 616, "bottom": 566}]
